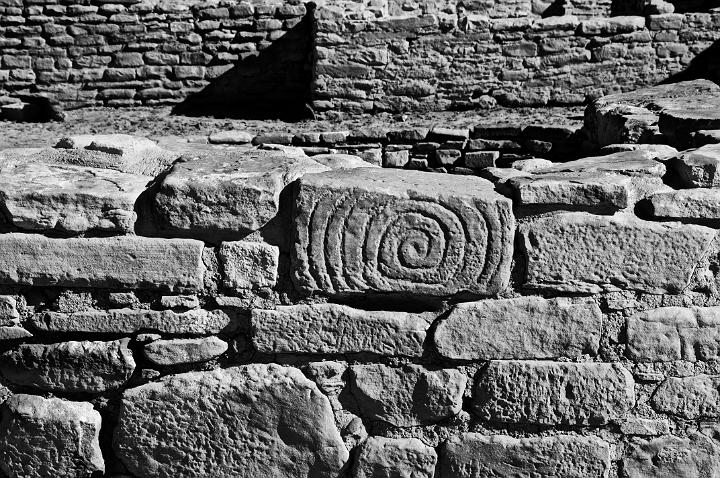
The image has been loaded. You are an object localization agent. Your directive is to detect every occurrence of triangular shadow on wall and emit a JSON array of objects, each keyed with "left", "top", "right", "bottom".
[{"left": 660, "top": 39, "right": 720, "bottom": 86}]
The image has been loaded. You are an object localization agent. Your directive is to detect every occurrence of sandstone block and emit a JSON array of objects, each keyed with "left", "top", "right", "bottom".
[
  {"left": 208, "top": 130, "right": 254, "bottom": 144},
  {"left": 353, "top": 437, "right": 437, "bottom": 478},
  {"left": 0, "top": 339, "right": 135, "bottom": 393},
  {"left": 659, "top": 97, "right": 720, "bottom": 147},
  {"left": 623, "top": 434, "right": 720, "bottom": 477},
  {"left": 535, "top": 150, "right": 666, "bottom": 177},
  {"left": 0, "top": 395, "right": 104, "bottom": 478},
  {"left": 652, "top": 374, "right": 720, "bottom": 419},
  {"left": 434, "top": 296, "right": 602, "bottom": 360},
  {"left": 154, "top": 150, "right": 328, "bottom": 237},
  {"left": 251, "top": 304, "right": 431, "bottom": 356},
  {"left": 519, "top": 212, "right": 716, "bottom": 294},
  {"left": 31, "top": 308, "right": 233, "bottom": 335},
  {"left": 307, "top": 154, "right": 379, "bottom": 170},
  {"left": 0, "top": 234, "right": 205, "bottom": 292},
  {"left": 620, "top": 417, "right": 670, "bottom": 436},
  {"left": 219, "top": 241, "right": 279, "bottom": 290},
  {"left": 670, "top": 144, "right": 720, "bottom": 187},
  {"left": 0, "top": 296, "right": 19, "bottom": 326},
  {"left": 649, "top": 188, "right": 720, "bottom": 221},
  {"left": 439, "top": 434, "right": 611, "bottom": 478},
  {"left": 143, "top": 336, "right": 228, "bottom": 366},
  {"left": 349, "top": 363, "right": 466, "bottom": 427},
  {"left": 473, "top": 361, "right": 635, "bottom": 425},
  {"left": 114, "top": 364, "right": 348, "bottom": 477},
  {"left": 292, "top": 168, "right": 515, "bottom": 297}
]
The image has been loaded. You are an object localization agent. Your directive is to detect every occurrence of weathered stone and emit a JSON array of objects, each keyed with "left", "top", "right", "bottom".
[
  {"left": 114, "top": 364, "right": 348, "bottom": 477},
  {"left": 511, "top": 157, "right": 553, "bottom": 172},
  {"left": 154, "top": 150, "right": 328, "bottom": 237},
  {"left": 652, "top": 374, "right": 720, "bottom": 419},
  {"left": 660, "top": 97, "right": 720, "bottom": 147},
  {"left": 0, "top": 296, "right": 19, "bottom": 326},
  {"left": 473, "top": 361, "right": 635, "bottom": 425},
  {"left": 292, "top": 168, "right": 515, "bottom": 297},
  {"left": 0, "top": 339, "right": 135, "bottom": 393},
  {"left": 535, "top": 150, "right": 666, "bottom": 177},
  {"left": 435, "top": 297, "right": 602, "bottom": 360},
  {"left": 252, "top": 304, "right": 431, "bottom": 356},
  {"left": 464, "top": 151, "right": 499, "bottom": 169},
  {"left": 309, "top": 154, "right": 379, "bottom": 170},
  {"left": 353, "top": 437, "right": 437, "bottom": 478},
  {"left": 439, "top": 434, "right": 611, "bottom": 478},
  {"left": 143, "top": 336, "right": 228, "bottom": 366},
  {"left": 623, "top": 434, "right": 720, "bottom": 477},
  {"left": 219, "top": 241, "right": 279, "bottom": 290},
  {"left": 31, "top": 308, "right": 233, "bottom": 335},
  {"left": 0, "top": 395, "right": 104, "bottom": 478},
  {"left": 159, "top": 294, "right": 199, "bottom": 309},
  {"left": 598, "top": 143, "right": 679, "bottom": 160},
  {"left": 208, "top": 130, "right": 254, "bottom": 144},
  {"left": 0, "top": 326, "right": 32, "bottom": 341},
  {"left": 627, "top": 306, "right": 720, "bottom": 362},
  {"left": 349, "top": 363, "right": 466, "bottom": 427},
  {"left": 671, "top": 144, "right": 720, "bottom": 188},
  {"left": 649, "top": 188, "right": 720, "bottom": 221},
  {"left": 519, "top": 212, "right": 716, "bottom": 294},
  {"left": 620, "top": 417, "right": 670, "bottom": 436},
  {"left": 0, "top": 234, "right": 205, "bottom": 292},
  {"left": 0, "top": 160, "right": 148, "bottom": 233}
]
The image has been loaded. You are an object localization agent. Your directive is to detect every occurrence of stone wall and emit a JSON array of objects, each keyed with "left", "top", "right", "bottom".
[{"left": 0, "top": 79, "right": 720, "bottom": 476}]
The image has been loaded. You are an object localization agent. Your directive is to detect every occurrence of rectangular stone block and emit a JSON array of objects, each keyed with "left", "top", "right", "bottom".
[
  {"left": 219, "top": 241, "right": 279, "bottom": 290},
  {"left": 623, "top": 434, "right": 720, "bottom": 478},
  {"left": 652, "top": 374, "right": 720, "bottom": 419},
  {"left": 519, "top": 212, "right": 716, "bottom": 294},
  {"left": 0, "top": 234, "right": 205, "bottom": 291},
  {"left": 473, "top": 361, "right": 635, "bottom": 426},
  {"left": 291, "top": 168, "right": 515, "bottom": 297},
  {"left": 434, "top": 297, "right": 602, "bottom": 360},
  {"left": 251, "top": 304, "right": 431, "bottom": 357},
  {"left": 439, "top": 434, "right": 611, "bottom": 478}
]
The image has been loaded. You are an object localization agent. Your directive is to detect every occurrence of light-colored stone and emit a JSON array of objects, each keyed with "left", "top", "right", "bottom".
[
  {"left": 660, "top": 97, "right": 720, "bottom": 147},
  {"left": 535, "top": 150, "right": 666, "bottom": 177},
  {"left": 219, "top": 241, "right": 279, "bottom": 290},
  {"left": 349, "top": 363, "right": 466, "bottom": 427},
  {"left": 0, "top": 394, "right": 104, "bottom": 478},
  {"left": 292, "top": 168, "right": 515, "bottom": 297},
  {"left": 473, "top": 361, "right": 635, "bottom": 425},
  {"left": 208, "top": 130, "right": 254, "bottom": 144},
  {"left": 0, "top": 296, "right": 19, "bottom": 326},
  {"left": 252, "top": 304, "right": 431, "bottom": 356},
  {"left": 626, "top": 306, "right": 720, "bottom": 362},
  {"left": 671, "top": 144, "right": 720, "bottom": 188},
  {"left": 623, "top": 434, "right": 720, "bottom": 477},
  {"left": 652, "top": 374, "right": 720, "bottom": 419},
  {"left": 519, "top": 212, "right": 716, "bottom": 294},
  {"left": 0, "top": 160, "right": 148, "bottom": 233},
  {"left": 435, "top": 297, "right": 602, "bottom": 360},
  {"left": 0, "top": 234, "right": 205, "bottom": 291},
  {"left": 159, "top": 295, "right": 199, "bottom": 309},
  {"left": 507, "top": 171, "right": 631, "bottom": 209},
  {"left": 31, "top": 308, "right": 233, "bottom": 335},
  {"left": 154, "top": 150, "right": 328, "bottom": 237},
  {"left": 439, "top": 434, "right": 611, "bottom": 478},
  {"left": 353, "top": 437, "right": 437, "bottom": 478},
  {"left": 649, "top": 188, "right": 720, "bottom": 220},
  {"left": 143, "top": 336, "right": 228, "bottom": 366},
  {"left": 598, "top": 143, "right": 679, "bottom": 160},
  {"left": 511, "top": 157, "right": 554, "bottom": 172},
  {"left": 115, "top": 364, "right": 348, "bottom": 478},
  {"left": 0, "top": 339, "right": 135, "bottom": 393},
  {"left": 0, "top": 326, "right": 32, "bottom": 341},
  {"left": 620, "top": 417, "right": 671, "bottom": 436},
  {"left": 309, "top": 154, "right": 379, "bottom": 170}
]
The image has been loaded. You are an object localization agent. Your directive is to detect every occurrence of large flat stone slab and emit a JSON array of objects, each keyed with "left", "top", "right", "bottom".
[
  {"left": 439, "top": 434, "right": 611, "bottom": 478},
  {"left": 652, "top": 374, "right": 720, "bottom": 419},
  {"left": 153, "top": 150, "right": 328, "bottom": 238},
  {"left": 31, "top": 308, "right": 233, "bottom": 335},
  {"left": 473, "top": 361, "right": 635, "bottom": 426},
  {"left": 434, "top": 297, "right": 602, "bottom": 360},
  {"left": 0, "top": 339, "right": 135, "bottom": 393},
  {"left": 623, "top": 434, "right": 720, "bottom": 477},
  {"left": 659, "top": 97, "right": 720, "bottom": 147},
  {"left": 627, "top": 306, "right": 720, "bottom": 362},
  {"left": 0, "top": 161, "right": 149, "bottom": 233},
  {"left": 671, "top": 144, "right": 720, "bottom": 188},
  {"left": 353, "top": 437, "right": 437, "bottom": 478},
  {"left": 0, "top": 234, "right": 205, "bottom": 292},
  {"left": 534, "top": 150, "right": 666, "bottom": 177},
  {"left": 292, "top": 168, "right": 515, "bottom": 297},
  {"left": 252, "top": 304, "right": 431, "bottom": 357},
  {"left": 114, "top": 364, "right": 348, "bottom": 478},
  {"left": 519, "top": 212, "right": 716, "bottom": 294},
  {"left": 649, "top": 188, "right": 720, "bottom": 221},
  {"left": 0, "top": 394, "right": 104, "bottom": 478},
  {"left": 349, "top": 363, "right": 466, "bottom": 427}
]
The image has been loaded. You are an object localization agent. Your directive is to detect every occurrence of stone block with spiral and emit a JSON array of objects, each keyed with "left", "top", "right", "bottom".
[{"left": 291, "top": 168, "right": 515, "bottom": 297}]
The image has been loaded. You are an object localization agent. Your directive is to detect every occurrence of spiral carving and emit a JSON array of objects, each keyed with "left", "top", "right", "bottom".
[{"left": 292, "top": 170, "right": 514, "bottom": 297}]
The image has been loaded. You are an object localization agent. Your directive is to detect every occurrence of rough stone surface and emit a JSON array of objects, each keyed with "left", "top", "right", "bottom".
[
  {"left": 219, "top": 241, "right": 279, "bottom": 290},
  {"left": 349, "top": 363, "right": 466, "bottom": 427},
  {"left": 621, "top": 417, "right": 670, "bottom": 436},
  {"left": 0, "top": 394, "right": 104, "bottom": 478},
  {"left": 309, "top": 154, "right": 379, "bottom": 170},
  {"left": 353, "top": 437, "right": 437, "bottom": 478},
  {"left": 535, "top": 150, "right": 666, "bottom": 177},
  {"left": 0, "top": 234, "right": 205, "bottom": 291},
  {"left": 439, "top": 434, "right": 611, "bottom": 478},
  {"left": 671, "top": 144, "right": 720, "bottom": 188},
  {"left": 627, "top": 306, "right": 720, "bottom": 362},
  {"left": 519, "top": 212, "right": 716, "bottom": 294},
  {"left": 649, "top": 188, "right": 720, "bottom": 221},
  {"left": 252, "top": 304, "right": 431, "bottom": 356},
  {"left": 0, "top": 339, "right": 135, "bottom": 393},
  {"left": 652, "top": 374, "right": 720, "bottom": 419},
  {"left": 434, "top": 297, "right": 602, "bottom": 360},
  {"left": 143, "top": 337, "right": 228, "bottom": 366},
  {"left": 154, "top": 150, "right": 329, "bottom": 237},
  {"left": 623, "top": 434, "right": 720, "bottom": 477},
  {"left": 31, "top": 308, "right": 234, "bottom": 335},
  {"left": 660, "top": 97, "right": 720, "bottom": 147},
  {"left": 114, "top": 364, "right": 348, "bottom": 478},
  {"left": 473, "top": 361, "right": 635, "bottom": 426},
  {"left": 292, "top": 168, "right": 515, "bottom": 297}
]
